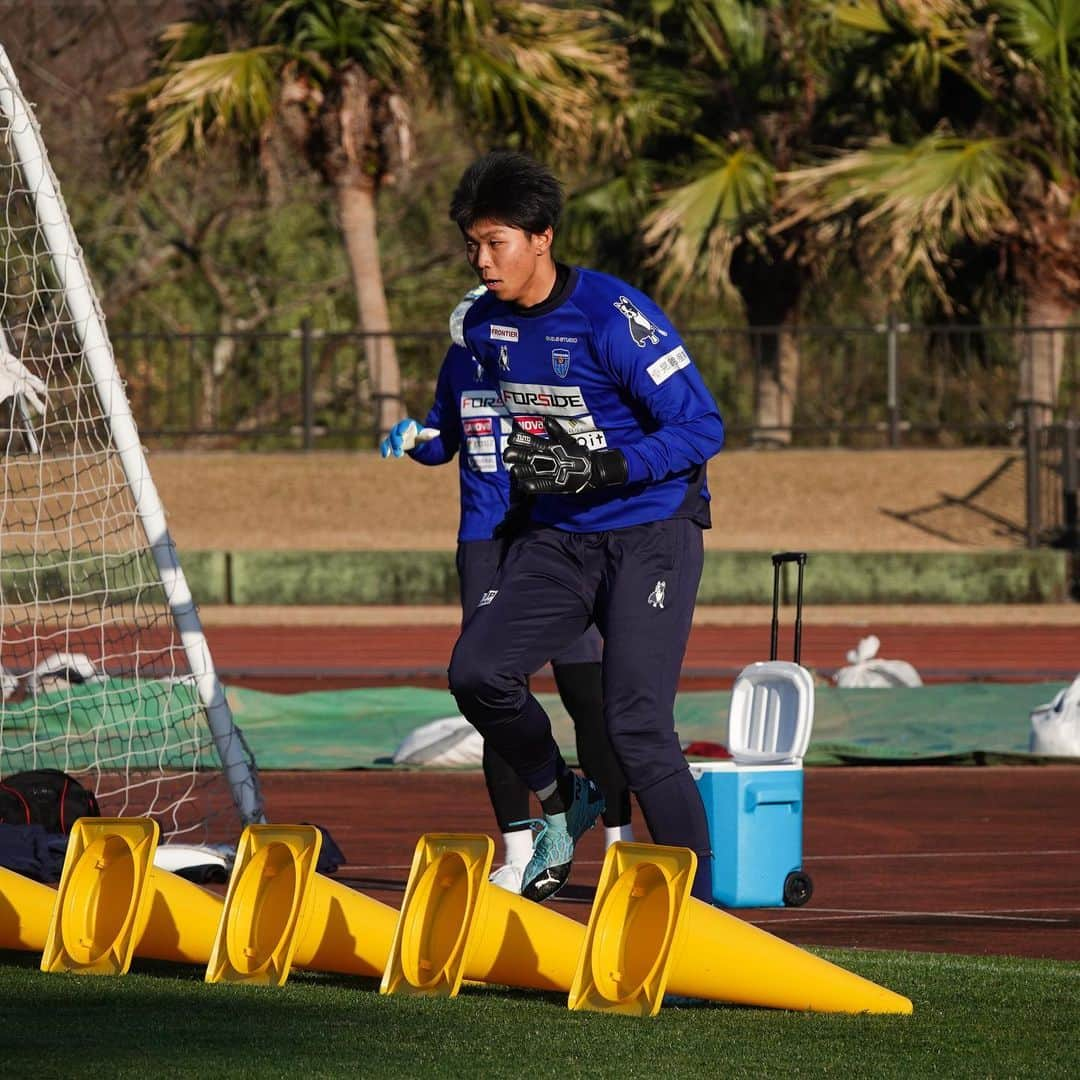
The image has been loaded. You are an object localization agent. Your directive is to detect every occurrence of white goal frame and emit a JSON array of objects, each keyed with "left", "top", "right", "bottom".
[{"left": 0, "top": 45, "right": 263, "bottom": 830}]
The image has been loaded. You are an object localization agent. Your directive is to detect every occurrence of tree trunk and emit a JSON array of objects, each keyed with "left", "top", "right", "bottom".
[
  {"left": 751, "top": 312, "right": 801, "bottom": 447},
  {"left": 336, "top": 179, "right": 401, "bottom": 442},
  {"left": 1018, "top": 289, "right": 1072, "bottom": 430}
]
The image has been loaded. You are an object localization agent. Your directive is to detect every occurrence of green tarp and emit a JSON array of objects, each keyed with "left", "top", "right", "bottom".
[
  {"left": 2, "top": 680, "right": 1067, "bottom": 775},
  {"left": 223, "top": 681, "right": 1070, "bottom": 769},
  {"left": 0, "top": 678, "right": 214, "bottom": 772}
]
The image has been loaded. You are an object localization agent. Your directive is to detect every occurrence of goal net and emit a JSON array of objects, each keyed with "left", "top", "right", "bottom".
[{"left": 0, "top": 46, "right": 262, "bottom": 839}]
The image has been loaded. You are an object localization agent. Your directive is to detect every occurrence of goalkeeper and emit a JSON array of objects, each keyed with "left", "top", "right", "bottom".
[
  {"left": 446, "top": 151, "right": 725, "bottom": 904},
  {"left": 380, "top": 286, "right": 634, "bottom": 894}
]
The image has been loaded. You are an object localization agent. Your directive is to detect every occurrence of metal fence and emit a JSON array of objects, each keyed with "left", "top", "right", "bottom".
[
  {"left": 114, "top": 322, "right": 1080, "bottom": 450},
  {"left": 110, "top": 323, "right": 1080, "bottom": 556}
]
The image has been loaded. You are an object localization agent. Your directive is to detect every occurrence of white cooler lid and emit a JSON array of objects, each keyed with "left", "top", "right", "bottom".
[{"left": 727, "top": 660, "right": 815, "bottom": 765}]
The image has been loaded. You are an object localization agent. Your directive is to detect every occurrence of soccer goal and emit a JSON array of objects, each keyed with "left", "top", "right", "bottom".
[{"left": 0, "top": 46, "right": 263, "bottom": 838}]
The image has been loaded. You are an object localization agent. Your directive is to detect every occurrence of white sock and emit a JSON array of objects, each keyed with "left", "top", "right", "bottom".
[
  {"left": 502, "top": 829, "right": 533, "bottom": 867},
  {"left": 604, "top": 824, "right": 634, "bottom": 849}
]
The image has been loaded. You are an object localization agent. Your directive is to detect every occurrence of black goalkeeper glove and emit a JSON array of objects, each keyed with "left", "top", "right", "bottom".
[{"left": 502, "top": 416, "right": 628, "bottom": 495}]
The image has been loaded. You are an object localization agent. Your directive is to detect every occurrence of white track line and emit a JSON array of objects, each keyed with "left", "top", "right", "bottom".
[
  {"left": 804, "top": 849, "right": 1080, "bottom": 861},
  {"left": 339, "top": 850, "right": 1080, "bottom": 874},
  {"left": 753, "top": 908, "right": 1074, "bottom": 925}
]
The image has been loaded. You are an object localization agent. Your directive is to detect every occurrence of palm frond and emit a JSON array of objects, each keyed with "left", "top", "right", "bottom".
[
  {"left": 994, "top": 0, "right": 1080, "bottom": 64},
  {"left": 284, "top": 0, "right": 421, "bottom": 81},
  {"left": 142, "top": 48, "right": 283, "bottom": 165},
  {"left": 643, "top": 145, "right": 775, "bottom": 300},
  {"left": 777, "top": 133, "right": 1020, "bottom": 301},
  {"left": 427, "top": 0, "right": 631, "bottom": 163}
]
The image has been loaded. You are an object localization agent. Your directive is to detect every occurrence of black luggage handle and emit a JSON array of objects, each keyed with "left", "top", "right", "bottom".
[{"left": 770, "top": 552, "right": 808, "bottom": 664}]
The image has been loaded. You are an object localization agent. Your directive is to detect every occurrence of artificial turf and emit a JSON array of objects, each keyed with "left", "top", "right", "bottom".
[{"left": 0, "top": 947, "right": 1076, "bottom": 1078}]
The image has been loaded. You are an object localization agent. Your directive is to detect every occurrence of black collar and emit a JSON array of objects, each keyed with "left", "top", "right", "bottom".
[{"left": 509, "top": 263, "right": 577, "bottom": 318}]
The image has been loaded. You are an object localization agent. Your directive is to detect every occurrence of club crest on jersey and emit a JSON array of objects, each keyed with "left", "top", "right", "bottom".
[
  {"left": 613, "top": 295, "right": 668, "bottom": 348},
  {"left": 498, "top": 344, "right": 510, "bottom": 372},
  {"left": 551, "top": 347, "right": 571, "bottom": 378}
]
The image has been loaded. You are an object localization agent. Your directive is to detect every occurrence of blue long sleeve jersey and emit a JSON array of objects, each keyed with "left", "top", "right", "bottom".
[
  {"left": 461, "top": 266, "right": 725, "bottom": 533},
  {"left": 408, "top": 343, "right": 512, "bottom": 542}
]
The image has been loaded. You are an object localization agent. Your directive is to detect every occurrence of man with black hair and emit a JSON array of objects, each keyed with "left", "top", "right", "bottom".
[
  {"left": 380, "top": 286, "right": 634, "bottom": 893},
  {"left": 446, "top": 150, "right": 725, "bottom": 903}
]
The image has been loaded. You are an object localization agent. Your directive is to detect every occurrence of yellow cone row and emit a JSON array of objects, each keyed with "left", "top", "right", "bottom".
[{"left": 0, "top": 819, "right": 912, "bottom": 1017}]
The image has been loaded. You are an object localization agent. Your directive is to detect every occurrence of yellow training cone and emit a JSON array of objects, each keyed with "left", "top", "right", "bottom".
[
  {"left": 381, "top": 834, "right": 586, "bottom": 998},
  {"left": 40, "top": 818, "right": 224, "bottom": 975},
  {"left": 0, "top": 866, "right": 58, "bottom": 952},
  {"left": 206, "top": 824, "right": 398, "bottom": 986},
  {"left": 569, "top": 842, "right": 913, "bottom": 1017}
]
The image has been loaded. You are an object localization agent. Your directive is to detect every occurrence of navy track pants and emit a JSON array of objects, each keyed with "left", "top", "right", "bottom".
[{"left": 449, "top": 517, "right": 713, "bottom": 900}]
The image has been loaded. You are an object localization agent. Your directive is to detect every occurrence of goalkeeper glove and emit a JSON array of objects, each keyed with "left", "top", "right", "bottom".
[
  {"left": 502, "top": 416, "right": 627, "bottom": 495},
  {"left": 0, "top": 349, "right": 47, "bottom": 415},
  {"left": 380, "top": 418, "right": 439, "bottom": 458}
]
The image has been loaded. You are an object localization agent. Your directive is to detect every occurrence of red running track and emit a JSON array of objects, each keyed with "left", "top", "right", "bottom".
[
  {"left": 260, "top": 766, "right": 1080, "bottom": 962},
  {"left": 200, "top": 622, "right": 1080, "bottom": 691}
]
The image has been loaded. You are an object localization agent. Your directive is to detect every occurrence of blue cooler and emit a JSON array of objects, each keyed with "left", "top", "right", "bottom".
[
  {"left": 691, "top": 761, "right": 807, "bottom": 907},
  {"left": 690, "top": 656, "right": 815, "bottom": 908}
]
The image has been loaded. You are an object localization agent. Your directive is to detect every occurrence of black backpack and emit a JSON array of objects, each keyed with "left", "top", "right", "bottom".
[{"left": 0, "top": 768, "right": 100, "bottom": 834}]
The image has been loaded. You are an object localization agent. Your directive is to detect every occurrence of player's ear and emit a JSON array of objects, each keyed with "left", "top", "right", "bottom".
[{"left": 533, "top": 226, "right": 554, "bottom": 257}]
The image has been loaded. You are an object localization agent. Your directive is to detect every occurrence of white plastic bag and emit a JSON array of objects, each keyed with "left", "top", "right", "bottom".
[
  {"left": 1030, "top": 675, "right": 1080, "bottom": 756},
  {"left": 26, "top": 652, "right": 104, "bottom": 696},
  {"left": 392, "top": 714, "right": 484, "bottom": 767},
  {"left": 833, "top": 635, "right": 923, "bottom": 688},
  {"left": 0, "top": 664, "right": 18, "bottom": 701}
]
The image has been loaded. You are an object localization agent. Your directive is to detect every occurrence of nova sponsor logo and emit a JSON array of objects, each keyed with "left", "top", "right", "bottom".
[
  {"left": 463, "top": 417, "right": 492, "bottom": 437},
  {"left": 646, "top": 345, "right": 692, "bottom": 385},
  {"left": 515, "top": 416, "right": 547, "bottom": 435},
  {"left": 499, "top": 381, "right": 587, "bottom": 414},
  {"left": 490, "top": 324, "right": 519, "bottom": 342}
]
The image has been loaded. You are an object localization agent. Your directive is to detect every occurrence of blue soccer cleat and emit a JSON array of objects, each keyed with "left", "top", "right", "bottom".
[{"left": 519, "top": 773, "right": 605, "bottom": 903}]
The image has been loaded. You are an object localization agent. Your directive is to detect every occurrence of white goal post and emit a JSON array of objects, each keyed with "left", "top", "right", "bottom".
[{"left": 0, "top": 46, "right": 263, "bottom": 836}]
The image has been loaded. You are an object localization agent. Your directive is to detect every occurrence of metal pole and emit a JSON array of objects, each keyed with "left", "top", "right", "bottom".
[
  {"left": 301, "top": 318, "right": 314, "bottom": 451},
  {"left": 1062, "top": 416, "right": 1078, "bottom": 550},
  {"left": 1023, "top": 401, "right": 1040, "bottom": 549},
  {"left": 886, "top": 315, "right": 900, "bottom": 448}
]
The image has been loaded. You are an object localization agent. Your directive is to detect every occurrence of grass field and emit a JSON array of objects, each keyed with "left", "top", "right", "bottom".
[{"left": 2, "top": 947, "right": 1076, "bottom": 1078}]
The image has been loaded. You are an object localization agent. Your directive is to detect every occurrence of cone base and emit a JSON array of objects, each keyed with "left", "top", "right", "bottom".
[
  {"left": 41, "top": 818, "right": 158, "bottom": 976},
  {"left": 206, "top": 824, "right": 398, "bottom": 986},
  {"left": 382, "top": 834, "right": 587, "bottom": 998}
]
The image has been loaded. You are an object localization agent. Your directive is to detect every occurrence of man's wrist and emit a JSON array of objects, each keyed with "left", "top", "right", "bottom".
[{"left": 591, "top": 448, "right": 628, "bottom": 488}]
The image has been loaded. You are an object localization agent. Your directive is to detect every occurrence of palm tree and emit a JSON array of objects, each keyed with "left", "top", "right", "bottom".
[
  {"left": 777, "top": 0, "right": 1080, "bottom": 426},
  {"left": 117, "top": 0, "right": 629, "bottom": 439},
  {"left": 622, "top": 0, "right": 831, "bottom": 445}
]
